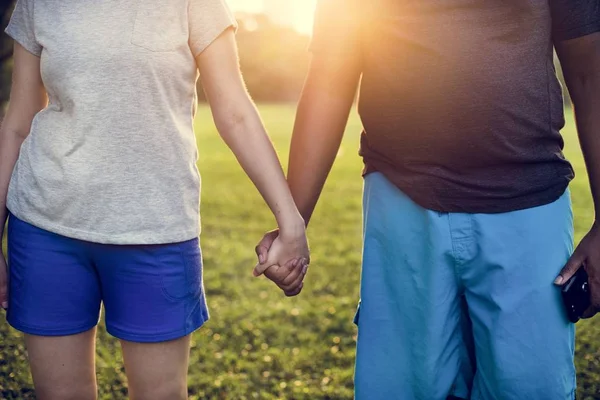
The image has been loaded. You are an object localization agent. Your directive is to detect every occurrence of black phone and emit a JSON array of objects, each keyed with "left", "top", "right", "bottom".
[{"left": 561, "top": 266, "right": 591, "bottom": 323}]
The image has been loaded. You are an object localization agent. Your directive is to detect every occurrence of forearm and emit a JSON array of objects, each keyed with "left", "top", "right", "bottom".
[
  {"left": 0, "top": 128, "right": 25, "bottom": 236},
  {"left": 287, "top": 62, "right": 360, "bottom": 225},
  {"left": 0, "top": 44, "right": 46, "bottom": 239},
  {"left": 216, "top": 101, "right": 304, "bottom": 234},
  {"left": 287, "top": 92, "right": 354, "bottom": 225},
  {"left": 571, "top": 75, "right": 600, "bottom": 216}
]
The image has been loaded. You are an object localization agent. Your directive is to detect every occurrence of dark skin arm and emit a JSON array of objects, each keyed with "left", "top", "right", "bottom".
[
  {"left": 254, "top": 50, "right": 362, "bottom": 294},
  {"left": 555, "top": 32, "right": 600, "bottom": 318}
]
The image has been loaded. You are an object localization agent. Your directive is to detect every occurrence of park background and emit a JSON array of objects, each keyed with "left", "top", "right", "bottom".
[{"left": 0, "top": 1, "right": 598, "bottom": 399}]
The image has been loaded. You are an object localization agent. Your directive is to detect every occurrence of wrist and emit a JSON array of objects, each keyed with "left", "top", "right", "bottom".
[{"left": 278, "top": 213, "right": 306, "bottom": 239}]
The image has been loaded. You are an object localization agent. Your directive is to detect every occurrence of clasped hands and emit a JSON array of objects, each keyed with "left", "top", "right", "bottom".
[{"left": 253, "top": 228, "right": 310, "bottom": 297}]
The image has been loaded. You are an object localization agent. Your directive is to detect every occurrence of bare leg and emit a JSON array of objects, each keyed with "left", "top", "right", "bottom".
[
  {"left": 120, "top": 335, "right": 191, "bottom": 400},
  {"left": 25, "top": 328, "right": 97, "bottom": 400}
]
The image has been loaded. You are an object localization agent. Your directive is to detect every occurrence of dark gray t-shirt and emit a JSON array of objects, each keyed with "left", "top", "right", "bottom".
[{"left": 311, "top": 0, "right": 600, "bottom": 213}]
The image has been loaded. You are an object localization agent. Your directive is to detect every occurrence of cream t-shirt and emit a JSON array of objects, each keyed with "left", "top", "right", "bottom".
[{"left": 5, "top": 0, "right": 236, "bottom": 244}]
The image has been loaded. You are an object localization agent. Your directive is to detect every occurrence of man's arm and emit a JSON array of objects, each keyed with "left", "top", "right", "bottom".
[
  {"left": 253, "top": 0, "right": 363, "bottom": 286},
  {"left": 253, "top": 52, "right": 361, "bottom": 279},
  {"left": 288, "top": 53, "right": 362, "bottom": 224},
  {"left": 554, "top": 32, "right": 600, "bottom": 317},
  {"left": 556, "top": 33, "right": 600, "bottom": 213}
]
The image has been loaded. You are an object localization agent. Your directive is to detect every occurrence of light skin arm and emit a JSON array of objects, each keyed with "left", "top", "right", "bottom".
[
  {"left": 554, "top": 32, "right": 600, "bottom": 318},
  {"left": 253, "top": 48, "right": 362, "bottom": 280},
  {"left": 195, "top": 29, "right": 309, "bottom": 283},
  {"left": 0, "top": 43, "right": 47, "bottom": 310}
]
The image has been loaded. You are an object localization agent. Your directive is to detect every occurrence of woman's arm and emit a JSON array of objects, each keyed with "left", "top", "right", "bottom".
[
  {"left": 195, "top": 29, "right": 309, "bottom": 282},
  {"left": 0, "top": 43, "right": 48, "bottom": 308}
]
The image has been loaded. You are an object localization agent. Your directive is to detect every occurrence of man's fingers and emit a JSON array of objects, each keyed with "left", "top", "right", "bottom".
[
  {"left": 255, "top": 242, "right": 271, "bottom": 265},
  {"left": 261, "top": 259, "right": 306, "bottom": 295},
  {"left": 281, "top": 260, "right": 305, "bottom": 286},
  {"left": 582, "top": 305, "right": 597, "bottom": 319},
  {"left": 263, "top": 266, "right": 281, "bottom": 282},
  {"left": 254, "top": 231, "right": 279, "bottom": 265},
  {"left": 282, "top": 271, "right": 306, "bottom": 292},
  {"left": 555, "top": 251, "right": 586, "bottom": 285},
  {"left": 284, "top": 282, "right": 304, "bottom": 297},
  {"left": 254, "top": 244, "right": 268, "bottom": 265},
  {"left": 264, "top": 261, "right": 295, "bottom": 283},
  {"left": 264, "top": 260, "right": 302, "bottom": 292}
]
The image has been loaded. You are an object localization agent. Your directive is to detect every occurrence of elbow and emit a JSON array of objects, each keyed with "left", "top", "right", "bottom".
[
  {"left": 214, "top": 103, "right": 255, "bottom": 142},
  {"left": 566, "top": 58, "right": 600, "bottom": 97},
  {"left": 565, "top": 67, "right": 600, "bottom": 106},
  {"left": 217, "top": 110, "right": 246, "bottom": 135},
  {"left": 569, "top": 80, "right": 599, "bottom": 109},
  {"left": 0, "top": 127, "right": 29, "bottom": 143},
  {"left": 572, "top": 71, "right": 597, "bottom": 88}
]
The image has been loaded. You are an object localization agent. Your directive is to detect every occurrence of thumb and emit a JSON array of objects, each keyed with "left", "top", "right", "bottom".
[
  {"left": 555, "top": 251, "right": 586, "bottom": 285},
  {"left": 253, "top": 240, "right": 281, "bottom": 277},
  {"left": 255, "top": 232, "right": 277, "bottom": 265}
]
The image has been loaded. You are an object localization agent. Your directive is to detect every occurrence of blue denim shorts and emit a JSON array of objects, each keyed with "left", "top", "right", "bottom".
[
  {"left": 6, "top": 213, "right": 208, "bottom": 343},
  {"left": 355, "top": 173, "right": 576, "bottom": 400}
]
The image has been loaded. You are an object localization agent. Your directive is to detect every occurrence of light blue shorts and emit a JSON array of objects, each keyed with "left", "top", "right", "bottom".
[{"left": 355, "top": 173, "right": 576, "bottom": 400}]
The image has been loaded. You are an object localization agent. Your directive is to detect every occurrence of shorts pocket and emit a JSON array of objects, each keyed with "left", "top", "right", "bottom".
[
  {"left": 130, "top": 0, "right": 187, "bottom": 52},
  {"left": 160, "top": 239, "right": 203, "bottom": 301}
]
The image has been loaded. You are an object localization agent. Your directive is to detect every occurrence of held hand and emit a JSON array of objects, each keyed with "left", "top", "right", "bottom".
[
  {"left": 254, "top": 228, "right": 310, "bottom": 296},
  {"left": 555, "top": 222, "right": 600, "bottom": 319},
  {"left": 263, "top": 258, "right": 309, "bottom": 297},
  {"left": 0, "top": 251, "right": 7, "bottom": 310},
  {"left": 255, "top": 229, "right": 279, "bottom": 266},
  {"left": 253, "top": 228, "right": 309, "bottom": 277}
]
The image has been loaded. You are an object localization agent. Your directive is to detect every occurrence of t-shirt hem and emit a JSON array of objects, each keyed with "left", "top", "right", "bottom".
[
  {"left": 363, "top": 170, "right": 570, "bottom": 214},
  {"left": 7, "top": 207, "right": 200, "bottom": 245},
  {"left": 4, "top": 26, "right": 42, "bottom": 57},
  {"left": 553, "top": 19, "right": 600, "bottom": 41},
  {"left": 190, "top": 23, "right": 237, "bottom": 58}
]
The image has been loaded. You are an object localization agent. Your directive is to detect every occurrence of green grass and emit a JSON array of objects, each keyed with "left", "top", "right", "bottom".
[{"left": 1, "top": 104, "right": 598, "bottom": 399}]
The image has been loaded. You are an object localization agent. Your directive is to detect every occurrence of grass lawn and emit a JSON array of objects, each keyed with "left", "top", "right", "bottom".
[{"left": 1, "top": 104, "right": 599, "bottom": 399}]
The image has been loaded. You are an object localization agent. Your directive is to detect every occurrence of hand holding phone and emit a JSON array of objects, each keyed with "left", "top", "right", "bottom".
[{"left": 561, "top": 266, "right": 591, "bottom": 323}]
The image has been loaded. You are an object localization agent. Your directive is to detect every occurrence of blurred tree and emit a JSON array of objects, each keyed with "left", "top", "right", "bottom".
[{"left": 1, "top": 1, "right": 15, "bottom": 119}]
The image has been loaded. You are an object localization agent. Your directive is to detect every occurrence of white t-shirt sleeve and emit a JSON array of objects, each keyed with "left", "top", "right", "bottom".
[
  {"left": 188, "top": 0, "right": 238, "bottom": 58},
  {"left": 5, "top": 0, "right": 42, "bottom": 57}
]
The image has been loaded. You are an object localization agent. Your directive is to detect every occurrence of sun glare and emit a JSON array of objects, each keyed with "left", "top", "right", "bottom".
[
  {"left": 292, "top": 0, "right": 317, "bottom": 34},
  {"left": 228, "top": 0, "right": 317, "bottom": 35}
]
